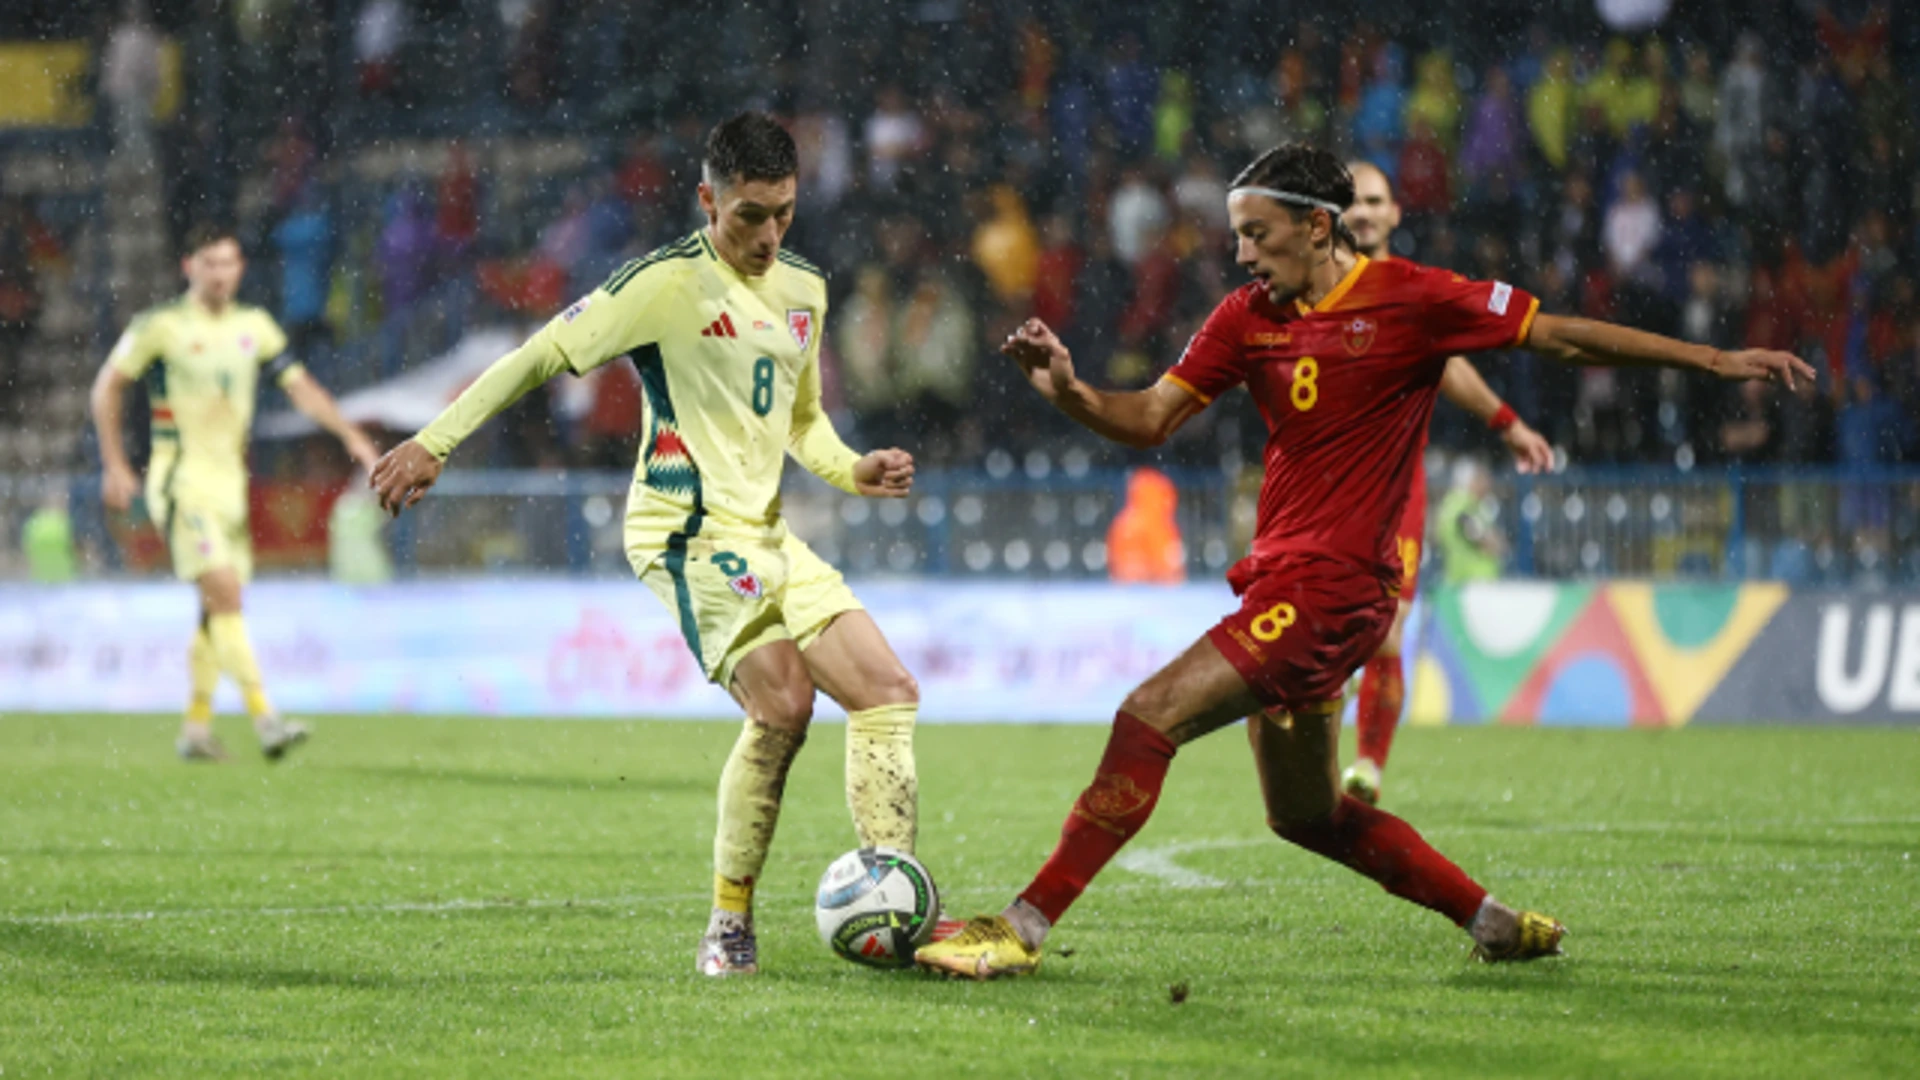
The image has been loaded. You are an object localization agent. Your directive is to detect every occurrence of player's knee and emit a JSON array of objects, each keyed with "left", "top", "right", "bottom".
[
  {"left": 1118, "top": 683, "right": 1175, "bottom": 729},
  {"left": 875, "top": 666, "right": 919, "bottom": 707},
  {"left": 1263, "top": 784, "right": 1340, "bottom": 835},
  {"left": 758, "top": 679, "right": 817, "bottom": 731}
]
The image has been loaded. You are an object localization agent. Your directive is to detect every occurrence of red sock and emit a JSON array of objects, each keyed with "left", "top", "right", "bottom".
[
  {"left": 1274, "top": 795, "right": 1487, "bottom": 926},
  {"left": 1019, "top": 712, "right": 1176, "bottom": 924},
  {"left": 1355, "top": 654, "right": 1404, "bottom": 766}
]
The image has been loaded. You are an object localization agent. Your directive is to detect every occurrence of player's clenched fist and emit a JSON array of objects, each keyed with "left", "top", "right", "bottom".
[
  {"left": 854, "top": 448, "right": 914, "bottom": 498},
  {"left": 370, "top": 439, "right": 444, "bottom": 517}
]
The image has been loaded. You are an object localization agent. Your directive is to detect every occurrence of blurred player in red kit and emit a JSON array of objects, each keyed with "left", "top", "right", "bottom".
[
  {"left": 1335, "top": 160, "right": 1553, "bottom": 805},
  {"left": 916, "top": 143, "right": 1813, "bottom": 979}
]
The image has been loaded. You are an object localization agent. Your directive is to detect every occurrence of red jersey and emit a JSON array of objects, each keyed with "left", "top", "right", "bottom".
[{"left": 1166, "top": 255, "right": 1537, "bottom": 587}]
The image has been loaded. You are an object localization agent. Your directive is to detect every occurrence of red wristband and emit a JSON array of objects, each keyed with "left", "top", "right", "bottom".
[{"left": 1488, "top": 403, "right": 1518, "bottom": 432}]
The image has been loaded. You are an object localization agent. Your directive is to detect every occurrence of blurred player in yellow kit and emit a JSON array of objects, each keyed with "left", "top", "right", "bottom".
[
  {"left": 371, "top": 113, "right": 924, "bottom": 977},
  {"left": 90, "top": 224, "right": 380, "bottom": 762}
]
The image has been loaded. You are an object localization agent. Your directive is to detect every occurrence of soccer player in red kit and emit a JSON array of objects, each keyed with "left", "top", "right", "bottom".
[
  {"left": 916, "top": 144, "right": 1813, "bottom": 979},
  {"left": 1337, "top": 160, "right": 1553, "bottom": 805}
]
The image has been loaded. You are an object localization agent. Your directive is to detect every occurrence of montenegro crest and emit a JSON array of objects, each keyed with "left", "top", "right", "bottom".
[
  {"left": 1342, "top": 317, "right": 1377, "bottom": 355},
  {"left": 787, "top": 308, "right": 814, "bottom": 351}
]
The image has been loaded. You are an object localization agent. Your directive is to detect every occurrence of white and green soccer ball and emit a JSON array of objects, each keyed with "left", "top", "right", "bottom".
[{"left": 814, "top": 847, "right": 940, "bottom": 969}]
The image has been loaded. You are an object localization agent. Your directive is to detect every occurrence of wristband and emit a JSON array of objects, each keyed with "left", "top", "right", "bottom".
[{"left": 1488, "top": 403, "right": 1518, "bottom": 432}]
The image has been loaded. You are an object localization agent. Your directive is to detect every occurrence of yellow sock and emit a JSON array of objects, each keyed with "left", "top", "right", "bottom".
[
  {"left": 185, "top": 627, "right": 218, "bottom": 732},
  {"left": 713, "top": 874, "right": 754, "bottom": 915},
  {"left": 712, "top": 720, "right": 806, "bottom": 913},
  {"left": 846, "top": 703, "right": 918, "bottom": 852},
  {"left": 206, "top": 612, "right": 272, "bottom": 718}
]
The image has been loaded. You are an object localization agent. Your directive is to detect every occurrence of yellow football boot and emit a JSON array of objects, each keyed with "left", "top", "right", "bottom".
[
  {"left": 914, "top": 915, "right": 1042, "bottom": 980},
  {"left": 1471, "top": 910, "right": 1568, "bottom": 963}
]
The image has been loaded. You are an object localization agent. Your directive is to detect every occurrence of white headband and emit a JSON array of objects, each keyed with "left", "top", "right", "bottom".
[{"left": 1228, "top": 186, "right": 1344, "bottom": 216}]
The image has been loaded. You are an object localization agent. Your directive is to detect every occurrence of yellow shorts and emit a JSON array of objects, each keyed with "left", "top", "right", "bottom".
[
  {"left": 632, "top": 524, "right": 861, "bottom": 688},
  {"left": 151, "top": 493, "right": 252, "bottom": 584}
]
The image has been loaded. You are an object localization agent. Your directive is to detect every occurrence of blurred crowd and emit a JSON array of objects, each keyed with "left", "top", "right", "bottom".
[{"left": 38, "top": 0, "right": 1920, "bottom": 476}]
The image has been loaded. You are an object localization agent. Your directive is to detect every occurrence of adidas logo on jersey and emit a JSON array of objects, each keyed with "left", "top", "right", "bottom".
[{"left": 701, "top": 312, "right": 740, "bottom": 338}]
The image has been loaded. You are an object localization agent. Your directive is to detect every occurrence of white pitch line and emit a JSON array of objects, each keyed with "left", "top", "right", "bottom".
[{"left": 1115, "top": 838, "right": 1264, "bottom": 888}]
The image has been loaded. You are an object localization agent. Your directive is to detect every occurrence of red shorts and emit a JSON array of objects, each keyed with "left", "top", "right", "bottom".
[
  {"left": 1394, "top": 459, "right": 1428, "bottom": 597},
  {"left": 1209, "top": 554, "right": 1396, "bottom": 713}
]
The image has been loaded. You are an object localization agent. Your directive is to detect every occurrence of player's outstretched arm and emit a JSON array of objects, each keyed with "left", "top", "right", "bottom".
[
  {"left": 370, "top": 339, "right": 570, "bottom": 516},
  {"left": 1002, "top": 318, "right": 1203, "bottom": 448},
  {"left": 1526, "top": 314, "right": 1815, "bottom": 388},
  {"left": 282, "top": 370, "right": 380, "bottom": 473},
  {"left": 1438, "top": 355, "right": 1553, "bottom": 474}
]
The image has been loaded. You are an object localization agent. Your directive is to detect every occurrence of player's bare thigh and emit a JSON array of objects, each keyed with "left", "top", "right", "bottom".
[
  {"left": 1375, "top": 599, "right": 1412, "bottom": 659},
  {"left": 728, "top": 639, "right": 817, "bottom": 732},
  {"left": 1246, "top": 702, "right": 1342, "bottom": 826},
  {"left": 1122, "top": 636, "right": 1268, "bottom": 746},
  {"left": 800, "top": 611, "right": 918, "bottom": 713},
  {"left": 195, "top": 567, "right": 244, "bottom": 615}
]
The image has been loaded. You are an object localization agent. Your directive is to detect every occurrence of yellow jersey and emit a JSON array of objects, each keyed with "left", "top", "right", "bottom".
[
  {"left": 418, "top": 230, "right": 859, "bottom": 537},
  {"left": 107, "top": 294, "right": 300, "bottom": 515}
]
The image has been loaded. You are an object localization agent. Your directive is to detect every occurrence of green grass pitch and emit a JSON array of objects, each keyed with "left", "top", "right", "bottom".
[{"left": 2, "top": 715, "right": 1915, "bottom": 1078}]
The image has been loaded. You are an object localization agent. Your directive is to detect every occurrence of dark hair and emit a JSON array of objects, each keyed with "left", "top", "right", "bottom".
[
  {"left": 182, "top": 222, "right": 240, "bottom": 257},
  {"left": 703, "top": 112, "right": 798, "bottom": 187},
  {"left": 1231, "top": 144, "right": 1357, "bottom": 250}
]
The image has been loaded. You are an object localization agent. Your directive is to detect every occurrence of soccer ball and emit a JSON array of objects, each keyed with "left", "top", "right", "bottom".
[{"left": 814, "top": 846, "right": 940, "bottom": 969}]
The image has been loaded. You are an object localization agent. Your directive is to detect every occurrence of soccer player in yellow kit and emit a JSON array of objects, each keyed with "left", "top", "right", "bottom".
[
  {"left": 90, "top": 224, "right": 380, "bottom": 761},
  {"left": 371, "top": 113, "right": 923, "bottom": 977}
]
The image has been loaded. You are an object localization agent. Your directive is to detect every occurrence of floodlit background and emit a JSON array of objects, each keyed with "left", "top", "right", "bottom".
[{"left": 0, "top": 0, "right": 1915, "bottom": 720}]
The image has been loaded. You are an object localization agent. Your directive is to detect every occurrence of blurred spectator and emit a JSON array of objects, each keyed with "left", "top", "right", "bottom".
[
  {"left": 22, "top": 488, "right": 76, "bottom": 584},
  {"left": 1653, "top": 188, "right": 1717, "bottom": 302},
  {"left": 1719, "top": 380, "right": 1777, "bottom": 464},
  {"left": 1396, "top": 117, "right": 1451, "bottom": 219},
  {"left": 1102, "top": 33, "right": 1158, "bottom": 158},
  {"left": 1527, "top": 49, "right": 1576, "bottom": 172},
  {"left": 101, "top": 0, "right": 162, "bottom": 154},
  {"left": 273, "top": 182, "right": 334, "bottom": 362},
  {"left": 1031, "top": 213, "right": 1082, "bottom": 332},
  {"left": 1583, "top": 38, "right": 1658, "bottom": 139},
  {"left": 1353, "top": 43, "right": 1406, "bottom": 173},
  {"left": 865, "top": 84, "right": 929, "bottom": 189},
  {"left": 1107, "top": 164, "right": 1168, "bottom": 266},
  {"left": 0, "top": 197, "right": 42, "bottom": 417},
  {"left": 266, "top": 118, "right": 317, "bottom": 217},
  {"left": 1171, "top": 154, "right": 1228, "bottom": 233},
  {"left": 792, "top": 112, "right": 854, "bottom": 211},
  {"left": 1153, "top": 71, "right": 1194, "bottom": 162},
  {"left": 327, "top": 489, "right": 392, "bottom": 585},
  {"left": 377, "top": 184, "right": 439, "bottom": 318},
  {"left": 354, "top": 0, "right": 408, "bottom": 98},
  {"left": 971, "top": 186, "right": 1040, "bottom": 307},
  {"left": 1405, "top": 51, "right": 1461, "bottom": 152},
  {"left": 436, "top": 143, "right": 480, "bottom": 259},
  {"left": 1107, "top": 467, "right": 1185, "bottom": 583},
  {"left": 836, "top": 219, "right": 976, "bottom": 454},
  {"left": 1715, "top": 34, "right": 1768, "bottom": 210},
  {"left": 1677, "top": 47, "right": 1718, "bottom": 131},
  {"left": 1460, "top": 67, "right": 1522, "bottom": 195},
  {"left": 1603, "top": 170, "right": 1660, "bottom": 284},
  {"left": 1435, "top": 461, "right": 1504, "bottom": 585}
]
